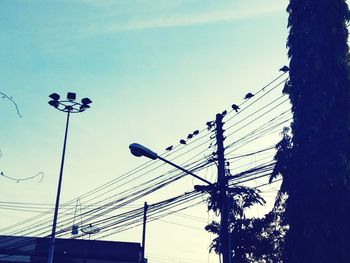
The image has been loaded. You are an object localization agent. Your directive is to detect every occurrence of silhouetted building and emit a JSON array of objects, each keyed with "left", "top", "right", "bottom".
[{"left": 0, "top": 235, "right": 144, "bottom": 263}]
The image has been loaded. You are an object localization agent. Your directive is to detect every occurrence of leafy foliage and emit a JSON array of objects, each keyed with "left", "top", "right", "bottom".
[
  {"left": 270, "top": 127, "right": 292, "bottom": 185},
  {"left": 204, "top": 186, "right": 288, "bottom": 262}
]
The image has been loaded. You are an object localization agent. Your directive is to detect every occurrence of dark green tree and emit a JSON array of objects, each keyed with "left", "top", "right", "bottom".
[{"left": 272, "top": 0, "right": 350, "bottom": 262}]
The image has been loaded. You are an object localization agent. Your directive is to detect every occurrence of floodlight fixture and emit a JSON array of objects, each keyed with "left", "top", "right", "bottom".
[
  {"left": 48, "top": 100, "right": 59, "bottom": 108},
  {"left": 81, "top": 97, "right": 92, "bottom": 105},
  {"left": 48, "top": 92, "right": 92, "bottom": 113},
  {"left": 67, "top": 92, "right": 76, "bottom": 101},
  {"left": 80, "top": 104, "right": 90, "bottom": 111},
  {"left": 49, "top": 93, "right": 60, "bottom": 101}
]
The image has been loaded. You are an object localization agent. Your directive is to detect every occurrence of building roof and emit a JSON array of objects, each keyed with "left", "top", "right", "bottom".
[{"left": 0, "top": 235, "right": 141, "bottom": 263}]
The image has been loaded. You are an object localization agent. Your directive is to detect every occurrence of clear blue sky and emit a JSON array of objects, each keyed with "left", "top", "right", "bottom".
[{"left": 0, "top": 1, "right": 290, "bottom": 262}]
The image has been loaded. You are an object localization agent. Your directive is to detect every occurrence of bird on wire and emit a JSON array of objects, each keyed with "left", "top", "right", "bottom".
[
  {"left": 165, "top": 145, "right": 173, "bottom": 151},
  {"left": 222, "top": 110, "right": 227, "bottom": 116},
  {"left": 279, "top": 65, "right": 289, "bottom": 73},
  {"left": 206, "top": 121, "right": 213, "bottom": 130},
  {"left": 193, "top": 130, "right": 199, "bottom": 136},
  {"left": 187, "top": 134, "right": 193, "bottom": 139},
  {"left": 231, "top": 104, "right": 240, "bottom": 112},
  {"left": 180, "top": 139, "right": 186, "bottom": 145},
  {"left": 244, "top": 93, "right": 254, "bottom": 99}
]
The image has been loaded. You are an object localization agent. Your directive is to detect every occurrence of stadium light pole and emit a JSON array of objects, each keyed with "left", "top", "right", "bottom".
[{"left": 47, "top": 92, "right": 92, "bottom": 263}]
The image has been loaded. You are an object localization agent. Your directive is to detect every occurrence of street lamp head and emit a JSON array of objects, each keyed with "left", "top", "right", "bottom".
[
  {"left": 129, "top": 143, "right": 158, "bottom": 160},
  {"left": 49, "top": 93, "right": 60, "bottom": 101},
  {"left": 81, "top": 97, "right": 92, "bottom": 105},
  {"left": 67, "top": 92, "right": 76, "bottom": 101}
]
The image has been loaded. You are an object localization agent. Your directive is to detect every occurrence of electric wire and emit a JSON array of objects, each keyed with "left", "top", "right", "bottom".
[{"left": 0, "top": 70, "right": 294, "bottom": 257}]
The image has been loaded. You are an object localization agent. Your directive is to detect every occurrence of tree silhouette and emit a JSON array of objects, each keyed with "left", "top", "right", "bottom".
[
  {"left": 204, "top": 186, "right": 275, "bottom": 262},
  {"left": 272, "top": 0, "right": 350, "bottom": 262}
]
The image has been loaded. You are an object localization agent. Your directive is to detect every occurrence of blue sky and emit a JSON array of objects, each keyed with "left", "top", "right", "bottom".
[{"left": 0, "top": 1, "right": 290, "bottom": 262}]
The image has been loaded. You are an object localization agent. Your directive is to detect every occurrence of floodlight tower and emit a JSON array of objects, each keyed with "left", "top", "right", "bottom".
[{"left": 47, "top": 92, "right": 92, "bottom": 263}]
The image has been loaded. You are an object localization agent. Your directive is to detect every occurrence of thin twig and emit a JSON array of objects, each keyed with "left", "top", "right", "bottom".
[
  {"left": 0, "top": 92, "right": 22, "bottom": 117},
  {"left": 0, "top": 151, "right": 44, "bottom": 183},
  {"left": 0, "top": 171, "right": 44, "bottom": 183}
]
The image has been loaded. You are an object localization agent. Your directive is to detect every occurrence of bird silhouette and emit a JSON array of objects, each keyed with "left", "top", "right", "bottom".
[
  {"left": 206, "top": 121, "right": 213, "bottom": 130},
  {"left": 193, "top": 130, "right": 199, "bottom": 135},
  {"left": 231, "top": 104, "right": 240, "bottom": 112},
  {"left": 244, "top": 93, "right": 254, "bottom": 99},
  {"left": 180, "top": 139, "right": 186, "bottom": 145},
  {"left": 166, "top": 145, "right": 173, "bottom": 151},
  {"left": 187, "top": 134, "right": 193, "bottom": 139},
  {"left": 279, "top": 65, "right": 289, "bottom": 73},
  {"left": 222, "top": 110, "right": 227, "bottom": 116}
]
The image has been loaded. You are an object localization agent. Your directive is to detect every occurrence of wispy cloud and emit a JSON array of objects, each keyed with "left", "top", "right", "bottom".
[{"left": 84, "top": 2, "right": 285, "bottom": 35}]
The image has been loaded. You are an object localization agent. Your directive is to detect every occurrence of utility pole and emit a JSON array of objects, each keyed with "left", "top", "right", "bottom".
[
  {"left": 129, "top": 115, "right": 231, "bottom": 262},
  {"left": 215, "top": 113, "right": 231, "bottom": 263},
  {"left": 141, "top": 202, "right": 148, "bottom": 263}
]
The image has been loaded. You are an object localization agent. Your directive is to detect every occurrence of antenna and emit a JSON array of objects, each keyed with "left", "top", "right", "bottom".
[
  {"left": 71, "top": 198, "right": 82, "bottom": 238},
  {"left": 81, "top": 224, "right": 100, "bottom": 240}
]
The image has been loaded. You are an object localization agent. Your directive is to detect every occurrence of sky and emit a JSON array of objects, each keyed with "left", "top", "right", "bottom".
[{"left": 0, "top": 1, "right": 292, "bottom": 262}]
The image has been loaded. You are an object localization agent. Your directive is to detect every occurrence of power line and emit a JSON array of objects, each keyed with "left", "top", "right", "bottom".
[{"left": 0, "top": 69, "right": 293, "bottom": 256}]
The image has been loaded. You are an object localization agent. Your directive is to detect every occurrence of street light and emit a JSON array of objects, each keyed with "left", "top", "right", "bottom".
[
  {"left": 47, "top": 92, "right": 92, "bottom": 263},
  {"left": 129, "top": 143, "right": 235, "bottom": 262},
  {"left": 129, "top": 143, "right": 213, "bottom": 263},
  {"left": 129, "top": 143, "right": 212, "bottom": 186}
]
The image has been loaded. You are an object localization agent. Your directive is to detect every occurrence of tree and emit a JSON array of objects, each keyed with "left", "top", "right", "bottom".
[
  {"left": 205, "top": 186, "right": 270, "bottom": 262},
  {"left": 205, "top": 186, "right": 289, "bottom": 262},
  {"left": 272, "top": 0, "right": 350, "bottom": 261}
]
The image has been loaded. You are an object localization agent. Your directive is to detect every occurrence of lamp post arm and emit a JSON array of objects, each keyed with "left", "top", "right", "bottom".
[{"left": 157, "top": 156, "right": 212, "bottom": 186}]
